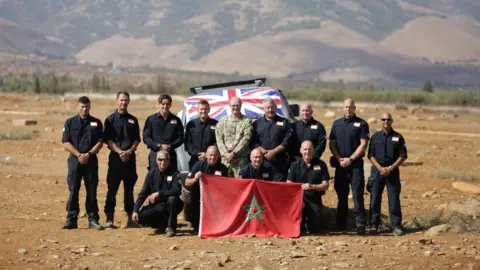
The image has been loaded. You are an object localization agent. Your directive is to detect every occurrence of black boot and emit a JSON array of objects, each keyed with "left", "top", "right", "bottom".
[
  {"left": 104, "top": 214, "right": 115, "bottom": 229},
  {"left": 61, "top": 220, "right": 78, "bottom": 230},
  {"left": 88, "top": 213, "right": 103, "bottom": 230},
  {"left": 126, "top": 212, "right": 141, "bottom": 228}
]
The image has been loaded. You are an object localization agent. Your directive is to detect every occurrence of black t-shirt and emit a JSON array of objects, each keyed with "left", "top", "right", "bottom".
[
  {"left": 287, "top": 158, "right": 330, "bottom": 198},
  {"left": 133, "top": 167, "right": 180, "bottom": 212},
  {"left": 103, "top": 110, "right": 140, "bottom": 151},
  {"left": 187, "top": 159, "right": 229, "bottom": 200},
  {"left": 62, "top": 114, "right": 104, "bottom": 153},
  {"left": 143, "top": 112, "right": 184, "bottom": 152},
  {"left": 184, "top": 117, "right": 218, "bottom": 157},
  {"left": 368, "top": 129, "right": 407, "bottom": 166},
  {"left": 251, "top": 115, "right": 292, "bottom": 152},
  {"left": 238, "top": 161, "right": 283, "bottom": 182},
  {"left": 329, "top": 115, "right": 369, "bottom": 158},
  {"left": 291, "top": 118, "right": 327, "bottom": 159}
]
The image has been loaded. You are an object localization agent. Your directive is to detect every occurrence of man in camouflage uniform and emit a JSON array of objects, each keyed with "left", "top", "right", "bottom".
[{"left": 215, "top": 96, "right": 253, "bottom": 177}]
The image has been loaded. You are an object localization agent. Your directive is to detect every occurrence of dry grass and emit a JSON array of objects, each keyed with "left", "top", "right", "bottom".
[
  {"left": 0, "top": 128, "right": 37, "bottom": 140},
  {"left": 409, "top": 211, "right": 480, "bottom": 233},
  {"left": 436, "top": 168, "right": 480, "bottom": 182}
]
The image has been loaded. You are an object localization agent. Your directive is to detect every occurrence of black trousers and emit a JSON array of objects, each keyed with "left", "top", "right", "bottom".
[
  {"left": 138, "top": 196, "right": 183, "bottom": 231},
  {"left": 370, "top": 167, "right": 402, "bottom": 228},
  {"left": 148, "top": 150, "right": 177, "bottom": 171},
  {"left": 188, "top": 195, "right": 201, "bottom": 232},
  {"left": 334, "top": 160, "right": 366, "bottom": 228},
  {"left": 66, "top": 155, "right": 99, "bottom": 222},
  {"left": 267, "top": 155, "right": 288, "bottom": 181},
  {"left": 302, "top": 197, "right": 323, "bottom": 234},
  {"left": 104, "top": 152, "right": 138, "bottom": 217}
]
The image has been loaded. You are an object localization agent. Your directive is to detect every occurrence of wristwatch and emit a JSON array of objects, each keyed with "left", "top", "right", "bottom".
[{"left": 388, "top": 165, "right": 393, "bottom": 170}]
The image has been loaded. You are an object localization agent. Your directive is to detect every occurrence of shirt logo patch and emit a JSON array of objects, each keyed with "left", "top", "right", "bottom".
[
  {"left": 311, "top": 125, "right": 318, "bottom": 130},
  {"left": 214, "top": 171, "right": 222, "bottom": 176},
  {"left": 314, "top": 165, "right": 321, "bottom": 170},
  {"left": 210, "top": 125, "right": 216, "bottom": 130},
  {"left": 170, "top": 120, "right": 177, "bottom": 124},
  {"left": 353, "top": 122, "right": 361, "bottom": 127},
  {"left": 262, "top": 173, "right": 269, "bottom": 178},
  {"left": 167, "top": 176, "right": 173, "bottom": 182},
  {"left": 276, "top": 121, "right": 284, "bottom": 126},
  {"left": 128, "top": 119, "right": 135, "bottom": 124},
  {"left": 62, "top": 127, "right": 65, "bottom": 132},
  {"left": 90, "top": 122, "right": 98, "bottom": 127},
  {"left": 188, "top": 172, "right": 192, "bottom": 177},
  {"left": 392, "top": 136, "right": 399, "bottom": 142}
]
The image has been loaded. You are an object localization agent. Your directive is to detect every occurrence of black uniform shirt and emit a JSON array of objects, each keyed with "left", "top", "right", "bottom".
[
  {"left": 184, "top": 117, "right": 218, "bottom": 157},
  {"left": 187, "top": 159, "right": 228, "bottom": 200},
  {"left": 103, "top": 110, "right": 140, "bottom": 151},
  {"left": 251, "top": 115, "right": 292, "bottom": 151},
  {"left": 287, "top": 158, "right": 330, "bottom": 198},
  {"left": 238, "top": 161, "right": 283, "bottom": 182},
  {"left": 292, "top": 117, "right": 327, "bottom": 159},
  {"left": 329, "top": 115, "right": 370, "bottom": 158},
  {"left": 62, "top": 114, "right": 104, "bottom": 153},
  {"left": 133, "top": 167, "right": 180, "bottom": 213},
  {"left": 368, "top": 129, "right": 407, "bottom": 166},
  {"left": 143, "top": 112, "right": 184, "bottom": 152}
]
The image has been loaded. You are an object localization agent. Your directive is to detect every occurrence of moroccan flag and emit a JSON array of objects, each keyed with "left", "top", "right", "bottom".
[{"left": 199, "top": 174, "right": 303, "bottom": 238}]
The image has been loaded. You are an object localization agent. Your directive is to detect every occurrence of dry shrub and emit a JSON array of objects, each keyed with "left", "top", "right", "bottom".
[
  {"left": 0, "top": 128, "right": 37, "bottom": 140},
  {"left": 435, "top": 168, "right": 480, "bottom": 182},
  {"left": 409, "top": 211, "right": 480, "bottom": 233}
]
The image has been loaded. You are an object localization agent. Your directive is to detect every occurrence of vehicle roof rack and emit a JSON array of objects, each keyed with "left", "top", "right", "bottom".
[{"left": 189, "top": 78, "right": 267, "bottom": 95}]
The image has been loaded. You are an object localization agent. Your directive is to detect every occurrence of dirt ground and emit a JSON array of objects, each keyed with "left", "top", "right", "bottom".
[{"left": 0, "top": 95, "right": 479, "bottom": 270}]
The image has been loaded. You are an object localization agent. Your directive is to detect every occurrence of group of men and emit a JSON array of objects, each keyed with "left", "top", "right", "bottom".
[{"left": 61, "top": 92, "right": 407, "bottom": 237}]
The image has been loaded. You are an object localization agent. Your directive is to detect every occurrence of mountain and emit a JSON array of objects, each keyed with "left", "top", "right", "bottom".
[
  {"left": 1, "top": 0, "right": 480, "bottom": 86},
  {"left": 0, "top": 17, "right": 72, "bottom": 59}
]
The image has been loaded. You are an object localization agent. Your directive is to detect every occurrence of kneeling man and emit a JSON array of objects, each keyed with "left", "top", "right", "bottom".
[
  {"left": 132, "top": 151, "right": 183, "bottom": 237},
  {"left": 185, "top": 146, "right": 228, "bottom": 232},
  {"left": 238, "top": 148, "right": 283, "bottom": 181},
  {"left": 287, "top": 141, "right": 330, "bottom": 234}
]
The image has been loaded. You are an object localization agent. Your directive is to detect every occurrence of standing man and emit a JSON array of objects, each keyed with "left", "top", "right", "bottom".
[
  {"left": 251, "top": 98, "right": 293, "bottom": 180},
  {"left": 291, "top": 103, "right": 327, "bottom": 161},
  {"left": 368, "top": 113, "right": 407, "bottom": 236},
  {"left": 103, "top": 91, "right": 140, "bottom": 228},
  {"left": 184, "top": 146, "right": 228, "bottom": 232},
  {"left": 61, "top": 96, "right": 104, "bottom": 230},
  {"left": 287, "top": 141, "right": 330, "bottom": 234},
  {"left": 143, "top": 94, "right": 184, "bottom": 171},
  {"left": 216, "top": 97, "right": 252, "bottom": 177},
  {"left": 237, "top": 148, "right": 283, "bottom": 181},
  {"left": 184, "top": 100, "right": 218, "bottom": 169},
  {"left": 132, "top": 151, "right": 183, "bottom": 237},
  {"left": 329, "top": 98, "right": 370, "bottom": 234}
]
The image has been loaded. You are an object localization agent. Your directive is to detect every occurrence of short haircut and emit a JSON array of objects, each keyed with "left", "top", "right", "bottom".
[
  {"left": 157, "top": 150, "right": 170, "bottom": 159},
  {"left": 264, "top": 98, "right": 276, "bottom": 106},
  {"left": 78, "top": 96, "right": 90, "bottom": 104},
  {"left": 117, "top": 91, "right": 130, "bottom": 99},
  {"left": 197, "top": 100, "right": 210, "bottom": 107},
  {"left": 158, "top": 94, "right": 172, "bottom": 104}
]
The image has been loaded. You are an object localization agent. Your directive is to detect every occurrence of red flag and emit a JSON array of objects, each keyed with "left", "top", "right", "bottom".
[{"left": 199, "top": 174, "right": 303, "bottom": 238}]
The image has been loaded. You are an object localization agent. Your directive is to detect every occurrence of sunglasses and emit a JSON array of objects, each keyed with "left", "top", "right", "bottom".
[
  {"left": 157, "top": 158, "right": 169, "bottom": 162},
  {"left": 381, "top": 118, "right": 392, "bottom": 121}
]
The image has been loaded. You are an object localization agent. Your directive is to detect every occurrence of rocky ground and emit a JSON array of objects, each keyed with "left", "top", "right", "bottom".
[{"left": 0, "top": 95, "right": 479, "bottom": 270}]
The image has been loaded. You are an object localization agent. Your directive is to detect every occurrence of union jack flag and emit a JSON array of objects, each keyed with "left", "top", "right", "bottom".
[{"left": 184, "top": 87, "right": 283, "bottom": 122}]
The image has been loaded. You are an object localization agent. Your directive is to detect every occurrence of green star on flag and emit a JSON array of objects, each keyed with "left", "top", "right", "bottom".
[{"left": 242, "top": 194, "right": 266, "bottom": 222}]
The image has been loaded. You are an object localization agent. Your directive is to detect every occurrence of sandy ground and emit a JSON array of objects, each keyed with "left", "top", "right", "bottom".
[{"left": 0, "top": 95, "right": 479, "bottom": 270}]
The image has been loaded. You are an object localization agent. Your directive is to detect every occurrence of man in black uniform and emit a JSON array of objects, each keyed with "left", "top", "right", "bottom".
[
  {"left": 368, "top": 113, "right": 407, "bottom": 236},
  {"left": 184, "top": 100, "right": 218, "bottom": 169},
  {"left": 61, "top": 96, "right": 104, "bottom": 230},
  {"left": 251, "top": 98, "right": 293, "bottom": 180},
  {"left": 238, "top": 148, "right": 283, "bottom": 181},
  {"left": 329, "top": 98, "right": 370, "bottom": 234},
  {"left": 103, "top": 91, "right": 141, "bottom": 228},
  {"left": 131, "top": 151, "right": 183, "bottom": 237},
  {"left": 184, "top": 146, "right": 228, "bottom": 232},
  {"left": 143, "top": 94, "right": 184, "bottom": 171},
  {"left": 287, "top": 141, "right": 330, "bottom": 234},
  {"left": 291, "top": 103, "right": 327, "bottom": 161}
]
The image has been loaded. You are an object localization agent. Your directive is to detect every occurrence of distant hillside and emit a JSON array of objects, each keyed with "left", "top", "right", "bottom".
[{"left": 1, "top": 0, "right": 480, "bottom": 86}]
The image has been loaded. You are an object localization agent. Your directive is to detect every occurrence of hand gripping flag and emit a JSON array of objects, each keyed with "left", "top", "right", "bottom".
[{"left": 199, "top": 174, "right": 303, "bottom": 238}]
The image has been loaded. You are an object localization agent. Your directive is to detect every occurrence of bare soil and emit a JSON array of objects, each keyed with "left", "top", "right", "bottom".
[{"left": 0, "top": 95, "right": 479, "bottom": 270}]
